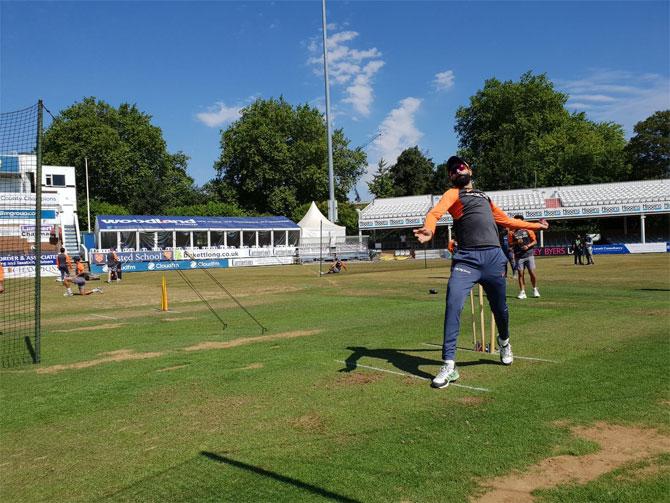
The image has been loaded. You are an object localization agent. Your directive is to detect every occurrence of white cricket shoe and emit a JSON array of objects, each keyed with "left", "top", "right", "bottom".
[
  {"left": 517, "top": 290, "right": 527, "bottom": 299},
  {"left": 431, "top": 365, "right": 460, "bottom": 389},
  {"left": 533, "top": 288, "right": 540, "bottom": 298},
  {"left": 498, "top": 337, "right": 513, "bottom": 365}
]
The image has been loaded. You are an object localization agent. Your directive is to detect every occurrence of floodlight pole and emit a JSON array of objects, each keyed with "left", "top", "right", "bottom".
[{"left": 321, "top": 0, "right": 337, "bottom": 222}]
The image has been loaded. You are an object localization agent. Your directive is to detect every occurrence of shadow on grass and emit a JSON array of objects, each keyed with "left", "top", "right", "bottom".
[
  {"left": 637, "top": 288, "right": 670, "bottom": 292},
  {"left": 340, "top": 346, "right": 496, "bottom": 380},
  {"left": 200, "top": 452, "right": 361, "bottom": 503}
]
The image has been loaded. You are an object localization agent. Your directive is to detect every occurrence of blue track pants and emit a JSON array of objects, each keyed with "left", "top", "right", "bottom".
[{"left": 442, "top": 247, "right": 510, "bottom": 361}]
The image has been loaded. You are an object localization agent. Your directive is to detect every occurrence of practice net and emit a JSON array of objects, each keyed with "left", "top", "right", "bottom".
[{"left": 0, "top": 103, "right": 42, "bottom": 366}]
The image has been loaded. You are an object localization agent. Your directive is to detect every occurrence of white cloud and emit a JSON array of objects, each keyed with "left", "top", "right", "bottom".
[
  {"left": 433, "top": 70, "right": 455, "bottom": 91},
  {"left": 558, "top": 69, "right": 670, "bottom": 136},
  {"left": 195, "top": 102, "right": 242, "bottom": 128},
  {"left": 361, "top": 97, "right": 423, "bottom": 185},
  {"left": 308, "top": 26, "right": 385, "bottom": 117}
]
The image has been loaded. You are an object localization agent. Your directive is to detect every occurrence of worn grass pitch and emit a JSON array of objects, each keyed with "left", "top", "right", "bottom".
[{"left": 1, "top": 254, "right": 669, "bottom": 502}]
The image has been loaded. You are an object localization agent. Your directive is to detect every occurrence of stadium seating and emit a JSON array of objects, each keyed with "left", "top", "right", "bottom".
[
  {"left": 557, "top": 179, "right": 670, "bottom": 207},
  {"left": 360, "top": 179, "right": 670, "bottom": 220},
  {"left": 360, "top": 195, "right": 433, "bottom": 220}
]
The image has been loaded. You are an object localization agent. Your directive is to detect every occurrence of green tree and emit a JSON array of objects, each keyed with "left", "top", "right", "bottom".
[
  {"left": 214, "top": 97, "right": 366, "bottom": 218},
  {"left": 455, "top": 72, "right": 570, "bottom": 190},
  {"left": 43, "top": 97, "right": 198, "bottom": 215},
  {"left": 390, "top": 146, "right": 435, "bottom": 196},
  {"left": 431, "top": 161, "right": 451, "bottom": 194},
  {"left": 625, "top": 110, "right": 670, "bottom": 180},
  {"left": 455, "top": 71, "right": 630, "bottom": 189},
  {"left": 367, "top": 158, "right": 395, "bottom": 198},
  {"left": 531, "top": 114, "right": 630, "bottom": 186}
]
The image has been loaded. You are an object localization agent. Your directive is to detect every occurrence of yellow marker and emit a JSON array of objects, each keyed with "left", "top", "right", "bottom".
[{"left": 161, "top": 274, "right": 169, "bottom": 311}]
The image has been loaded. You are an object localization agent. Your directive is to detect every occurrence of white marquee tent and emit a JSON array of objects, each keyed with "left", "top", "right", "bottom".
[{"left": 297, "top": 201, "right": 346, "bottom": 241}]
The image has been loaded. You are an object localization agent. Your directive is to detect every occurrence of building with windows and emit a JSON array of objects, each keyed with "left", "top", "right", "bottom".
[{"left": 0, "top": 154, "right": 79, "bottom": 256}]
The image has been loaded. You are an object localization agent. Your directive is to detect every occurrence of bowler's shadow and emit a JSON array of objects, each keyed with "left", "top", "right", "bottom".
[{"left": 340, "top": 346, "right": 496, "bottom": 380}]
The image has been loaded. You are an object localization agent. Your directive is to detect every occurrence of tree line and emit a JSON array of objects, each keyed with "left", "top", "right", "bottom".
[{"left": 42, "top": 72, "right": 669, "bottom": 232}]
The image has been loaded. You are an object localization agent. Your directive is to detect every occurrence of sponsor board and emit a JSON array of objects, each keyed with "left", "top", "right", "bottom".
[
  {"left": 20, "top": 225, "right": 53, "bottom": 242},
  {"left": 592, "top": 243, "right": 668, "bottom": 254},
  {"left": 2, "top": 265, "right": 59, "bottom": 278},
  {"left": 1, "top": 253, "right": 57, "bottom": 267},
  {"left": 0, "top": 209, "right": 57, "bottom": 220},
  {"left": 533, "top": 246, "right": 569, "bottom": 256},
  {"left": 0, "top": 192, "right": 59, "bottom": 205},
  {"left": 97, "top": 215, "right": 299, "bottom": 231},
  {"left": 229, "top": 257, "right": 294, "bottom": 267},
  {"left": 91, "top": 250, "right": 174, "bottom": 265},
  {"left": 90, "top": 259, "right": 229, "bottom": 273},
  {"left": 90, "top": 247, "right": 299, "bottom": 263}
]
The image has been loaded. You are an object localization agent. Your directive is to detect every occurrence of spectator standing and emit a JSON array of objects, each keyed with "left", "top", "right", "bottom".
[
  {"left": 572, "top": 235, "right": 584, "bottom": 265},
  {"left": 584, "top": 234, "right": 595, "bottom": 265}
]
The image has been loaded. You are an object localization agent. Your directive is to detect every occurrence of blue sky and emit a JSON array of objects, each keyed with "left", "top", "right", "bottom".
[{"left": 2, "top": 1, "right": 669, "bottom": 201}]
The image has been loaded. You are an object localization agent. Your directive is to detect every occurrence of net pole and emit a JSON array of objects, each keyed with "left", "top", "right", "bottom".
[
  {"left": 319, "top": 220, "right": 323, "bottom": 276},
  {"left": 34, "top": 100, "right": 43, "bottom": 363}
]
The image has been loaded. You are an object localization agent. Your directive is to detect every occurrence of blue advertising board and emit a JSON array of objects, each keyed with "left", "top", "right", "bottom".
[
  {"left": 0, "top": 253, "right": 57, "bottom": 267},
  {"left": 0, "top": 209, "right": 57, "bottom": 220},
  {"left": 90, "top": 259, "right": 229, "bottom": 274}
]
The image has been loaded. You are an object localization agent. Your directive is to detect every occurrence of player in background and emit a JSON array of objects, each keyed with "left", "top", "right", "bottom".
[
  {"left": 509, "top": 215, "right": 540, "bottom": 299},
  {"left": 0, "top": 262, "right": 4, "bottom": 294},
  {"left": 414, "top": 156, "right": 548, "bottom": 389},
  {"left": 56, "top": 247, "right": 72, "bottom": 282}
]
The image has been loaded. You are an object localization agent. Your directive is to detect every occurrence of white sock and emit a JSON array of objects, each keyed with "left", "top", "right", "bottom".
[
  {"left": 66, "top": 288, "right": 72, "bottom": 294},
  {"left": 443, "top": 359, "right": 455, "bottom": 371},
  {"left": 498, "top": 337, "right": 509, "bottom": 347}
]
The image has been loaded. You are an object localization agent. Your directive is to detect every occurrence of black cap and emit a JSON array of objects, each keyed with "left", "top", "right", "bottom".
[{"left": 446, "top": 156, "right": 470, "bottom": 172}]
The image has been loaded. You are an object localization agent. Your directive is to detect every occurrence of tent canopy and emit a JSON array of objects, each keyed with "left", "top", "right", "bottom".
[{"left": 297, "top": 202, "right": 346, "bottom": 239}]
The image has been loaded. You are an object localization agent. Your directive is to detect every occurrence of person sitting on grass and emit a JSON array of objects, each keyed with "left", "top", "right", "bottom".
[
  {"left": 63, "top": 267, "right": 103, "bottom": 296},
  {"left": 326, "top": 256, "right": 348, "bottom": 274}
]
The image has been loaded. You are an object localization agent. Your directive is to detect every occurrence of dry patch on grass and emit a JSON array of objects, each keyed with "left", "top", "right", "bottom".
[
  {"left": 456, "top": 396, "right": 488, "bottom": 406},
  {"left": 156, "top": 364, "right": 188, "bottom": 372},
  {"left": 236, "top": 362, "right": 264, "bottom": 370},
  {"left": 161, "top": 317, "right": 197, "bottom": 322},
  {"left": 37, "top": 349, "right": 164, "bottom": 374},
  {"left": 473, "top": 422, "right": 670, "bottom": 503},
  {"left": 329, "top": 370, "right": 385, "bottom": 387},
  {"left": 182, "top": 329, "right": 321, "bottom": 352},
  {"left": 52, "top": 323, "right": 124, "bottom": 333},
  {"left": 290, "top": 412, "right": 326, "bottom": 433}
]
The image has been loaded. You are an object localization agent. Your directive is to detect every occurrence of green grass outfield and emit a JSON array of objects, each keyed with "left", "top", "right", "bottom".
[{"left": 1, "top": 254, "right": 669, "bottom": 502}]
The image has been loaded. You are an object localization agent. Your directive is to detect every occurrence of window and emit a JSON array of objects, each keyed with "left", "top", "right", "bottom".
[
  {"left": 193, "top": 231, "right": 208, "bottom": 248},
  {"left": 226, "top": 231, "right": 240, "bottom": 247},
  {"left": 258, "top": 231, "right": 271, "bottom": 247},
  {"left": 157, "top": 232, "right": 173, "bottom": 249},
  {"left": 175, "top": 232, "right": 190, "bottom": 248},
  {"left": 45, "top": 174, "right": 52, "bottom": 186},
  {"left": 52, "top": 174, "right": 66, "bottom": 186},
  {"left": 100, "top": 232, "right": 117, "bottom": 249}
]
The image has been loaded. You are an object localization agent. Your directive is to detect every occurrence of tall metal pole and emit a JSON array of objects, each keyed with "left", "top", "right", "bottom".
[
  {"left": 321, "top": 0, "right": 336, "bottom": 222},
  {"left": 34, "top": 100, "right": 43, "bottom": 363},
  {"left": 85, "top": 157, "right": 91, "bottom": 232}
]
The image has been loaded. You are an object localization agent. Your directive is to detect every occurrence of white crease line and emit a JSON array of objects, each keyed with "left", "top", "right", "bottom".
[
  {"left": 89, "top": 314, "right": 117, "bottom": 320},
  {"left": 334, "top": 360, "right": 491, "bottom": 393},
  {"left": 421, "top": 342, "right": 559, "bottom": 363}
]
